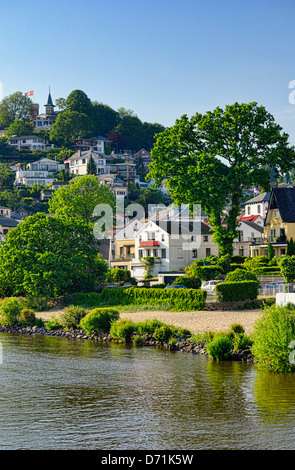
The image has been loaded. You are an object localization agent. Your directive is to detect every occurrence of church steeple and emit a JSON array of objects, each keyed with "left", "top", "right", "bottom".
[{"left": 45, "top": 87, "right": 55, "bottom": 115}]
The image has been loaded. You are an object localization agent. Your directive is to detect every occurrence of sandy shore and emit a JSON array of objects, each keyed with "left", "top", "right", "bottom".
[{"left": 36, "top": 307, "right": 263, "bottom": 335}]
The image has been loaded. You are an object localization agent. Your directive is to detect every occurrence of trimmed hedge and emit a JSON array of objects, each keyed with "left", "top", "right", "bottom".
[
  {"left": 251, "top": 266, "right": 282, "bottom": 275},
  {"left": 101, "top": 286, "right": 207, "bottom": 311},
  {"left": 215, "top": 281, "right": 259, "bottom": 302}
]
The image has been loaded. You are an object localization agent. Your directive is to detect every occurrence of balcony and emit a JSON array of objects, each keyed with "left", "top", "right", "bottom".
[
  {"left": 139, "top": 241, "right": 159, "bottom": 247},
  {"left": 250, "top": 236, "right": 287, "bottom": 246}
]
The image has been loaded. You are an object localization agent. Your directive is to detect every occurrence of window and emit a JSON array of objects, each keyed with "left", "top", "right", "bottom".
[
  {"left": 257, "top": 205, "right": 261, "bottom": 214},
  {"left": 148, "top": 232, "right": 156, "bottom": 241},
  {"left": 274, "top": 209, "right": 279, "bottom": 219},
  {"left": 161, "top": 234, "right": 165, "bottom": 241},
  {"left": 247, "top": 206, "right": 251, "bottom": 215},
  {"left": 239, "top": 247, "right": 244, "bottom": 256},
  {"left": 203, "top": 235, "right": 208, "bottom": 242},
  {"left": 191, "top": 236, "right": 196, "bottom": 242},
  {"left": 153, "top": 249, "right": 158, "bottom": 257},
  {"left": 139, "top": 249, "right": 143, "bottom": 258},
  {"left": 82, "top": 159, "right": 86, "bottom": 164},
  {"left": 192, "top": 249, "right": 198, "bottom": 258},
  {"left": 206, "top": 248, "right": 211, "bottom": 257},
  {"left": 147, "top": 249, "right": 151, "bottom": 256},
  {"left": 161, "top": 249, "right": 166, "bottom": 258}
]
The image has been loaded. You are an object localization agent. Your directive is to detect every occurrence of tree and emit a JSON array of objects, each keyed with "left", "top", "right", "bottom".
[
  {"left": 279, "top": 255, "right": 295, "bottom": 282},
  {"left": 5, "top": 119, "right": 34, "bottom": 139},
  {"left": 0, "top": 213, "right": 108, "bottom": 298},
  {"left": 87, "top": 155, "right": 97, "bottom": 175},
  {"left": 148, "top": 102, "right": 295, "bottom": 256},
  {"left": 0, "top": 163, "right": 15, "bottom": 190},
  {"left": 48, "top": 175, "right": 115, "bottom": 223},
  {"left": 0, "top": 91, "right": 33, "bottom": 126},
  {"left": 91, "top": 102, "right": 119, "bottom": 137},
  {"left": 65, "top": 89, "right": 93, "bottom": 116},
  {"left": 50, "top": 109, "right": 94, "bottom": 147}
]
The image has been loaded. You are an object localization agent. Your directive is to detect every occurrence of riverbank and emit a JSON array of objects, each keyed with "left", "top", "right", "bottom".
[
  {"left": 35, "top": 306, "right": 264, "bottom": 335},
  {"left": 0, "top": 317, "right": 255, "bottom": 364}
]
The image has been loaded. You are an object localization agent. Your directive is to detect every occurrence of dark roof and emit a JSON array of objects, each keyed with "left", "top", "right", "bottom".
[
  {"left": 241, "top": 220, "right": 264, "bottom": 233},
  {"left": 154, "top": 220, "right": 211, "bottom": 235},
  {"left": 0, "top": 217, "right": 19, "bottom": 227},
  {"left": 270, "top": 187, "right": 295, "bottom": 223},
  {"left": 45, "top": 91, "right": 55, "bottom": 107},
  {"left": 246, "top": 191, "right": 271, "bottom": 205}
]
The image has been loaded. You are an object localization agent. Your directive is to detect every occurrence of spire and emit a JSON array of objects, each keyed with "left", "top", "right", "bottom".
[{"left": 45, "top": 86, "right": 55, "bottom": 108}]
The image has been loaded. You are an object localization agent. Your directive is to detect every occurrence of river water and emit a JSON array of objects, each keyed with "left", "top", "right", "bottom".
[{"left": 0, "top": 332, "right": 295, "bottom": 451}]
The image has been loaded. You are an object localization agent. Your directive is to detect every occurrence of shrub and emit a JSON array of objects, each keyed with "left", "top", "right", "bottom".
[
  {"left": 66, "top": 292, "right": 103, "bottom": 308},
  {"left": 20, "top": 308, "right": 36, "bottom": 326},
  {"left": 153, "top": 324, "right": 176, "bottom": 342},
  {"left": 0, "top": 297, "right": 25, "bottom": 326},
  {"left": 60, "top": 305, "right": 87, "bottom": 330},
  {"left": 215, "top": 281, "right": 259, "bottom": 302},
  {"left": 244, "top": 256, "right": 269, "bottom": 272},
  {"left": 251, "top": 266, "right": 281, "bottom": 275},
  {"left": 132, "top": 334, "right": 145, "bottom": 346},
  {"left": 173, "top": 276, "right": 201, "bottom": 289},
  {"left": 231, "top": 255, "right": 247, "bottom": 264},
  {"left": 106, "top": 268, "right": 131, "bottom": 284},
  {"left": 225, "top": 268, "right": 258, "bottom": 283},
  {"left": 101, "top": 287, "right": 129, "bottom": 305},
  {"left": 251, "top": 305, "right": 295, "bottom": 372},
  {"left": 80, "top": 308, "right": 119, "bottom": 334},
  {"left": 45, "top": 315, "right": 62, "bottom": 330},
  {"left": 109, "top": 319, "right": 137, "bottom": 343},
  {"left": 206, "top": 334, "right": 233, "bottom": 360},
  {"left": 136, "top": 318, "right": 164, "bottom": 335}
]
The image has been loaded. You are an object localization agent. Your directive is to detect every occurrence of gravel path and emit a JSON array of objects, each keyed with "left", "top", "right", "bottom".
[{"left": 36, "top": 307, "right": 263, "bottom": 335}]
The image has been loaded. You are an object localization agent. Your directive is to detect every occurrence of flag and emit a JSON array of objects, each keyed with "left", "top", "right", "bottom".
[{"left": 25, "top": 90, "right": 33, "bottom": 96}]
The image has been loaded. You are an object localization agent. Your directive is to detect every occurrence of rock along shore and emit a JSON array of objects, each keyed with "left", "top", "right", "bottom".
[{"left": 0, "top": 323, "right": 254, "bottom": 364}]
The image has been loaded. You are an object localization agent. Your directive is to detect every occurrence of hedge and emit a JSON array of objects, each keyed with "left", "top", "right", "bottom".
[
  {"left": 251, "top": 266, "right": 282, "bottom": 275},
  {"left": 101, "top": 286, "right": 207, "bottom": 311},
  {"left": 215, "top": 281, "right": 259, "bottom": 302}
]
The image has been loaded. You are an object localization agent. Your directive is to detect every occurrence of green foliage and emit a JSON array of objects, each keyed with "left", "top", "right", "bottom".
[
  {"left": 0, "top": 91, "right": 33, "bottom": 126},
  {"left": 185, "top": 263, "right": 223, "bottom": 281},
  {"left": 136, "top": 318, "right": 165, "bottom": 335},
  {"left": 148, "top": 102, "right": 295, "bottom": 256},
  {"left": 0, "top": 297, "right": 25, "bottom": 326},
  {"left": 49, "top": 174, "right": 115, "bottom": 224},
  {"left": 80, "top": 307, "right": 119, "bottom": 334},
  {"left": 19, "top": 308, "right": 36, "bottom": 326},
  {"left": 0, "top": 213, "right": 108, "bottom": 298},
  {"left": 206, "top": 334, "right": 233, "bottom": 360},
  {"left": 224, "top": 268, "right": 259, "bottom": 283},
  {"left": 278, "top": 255, "right": 295, "bottom": 283},
  {"left": 251, "top": 305, "right": 295, "bottom": 372},
  {"left": 106, "top": 268, "right": 131, "bottom": 284},
  {"left": 5, "top": 119, "right": 34, "bottom": 139},
  {"left": 109, "top": 318, "right": 137, "bottom": 343},
  {"left": 287, "top": 238, "right": 295, "bottom": 256},
  {"left": 66, "top": 292, "right": 103, "bottom": 308},
  {"left": 50, "top": 109, "right": 94, "bottom": 147},
  {"left": 243, "top": 256, "right": 269, "bottom": 271},
  {"left": 153, "top": 324, "right": 176, "bottom": 342},
  {"left": 215, "top": 281, "right": 259, "bottom": 302},
  {"left": 251, "top": 266, "right": 281, "bottom": 275},
  {"left": 267, "top": 242, "right": 275, "bottom": 260},
  {"left": 44, "top": 315, "right": 62, "bottom": 330},
  {"left": 60, "top": 305, "right": 87, "bottom": 330},
  {"left": 172, "top": 276, "right": 201, "bottom": 289}
]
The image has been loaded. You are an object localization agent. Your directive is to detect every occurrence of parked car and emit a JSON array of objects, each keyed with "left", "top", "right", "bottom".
[
  {"left": 260, "top": 281, "right": 285, "bottom": 289},
  {"left": 164, "top": 285, "right": 188, "bottom": 289},
  {"left": 201, "top": 280, "right": 223, "bottom": 293}
]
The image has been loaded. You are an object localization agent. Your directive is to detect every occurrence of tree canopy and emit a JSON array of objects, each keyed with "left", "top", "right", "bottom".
[
  {"left": 0, "top": 213, "right": 108, "bottom": 298},
  {"left": 48, "top": 175, "right": 115, "bottom": 223},
  {"left": 148, "top": 102, "right": 295, "bottom": 256},
  {"left": 0, "top": 92, "right": 33, "bottom": 127}
]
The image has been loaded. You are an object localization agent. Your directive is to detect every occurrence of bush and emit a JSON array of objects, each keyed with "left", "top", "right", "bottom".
[
  {"left": 206, "top": 334, "right": 233, "bottom": 360},
  {"left": 101, "top": 287, "right": 128, "bottom": 305},
  {"left": 0, "top": 297, "right": 25, "bottom": 326},
  {"left": 109, "top": 319, "right": 137, "bottom": 343},
  {"left": 215, "top": 281, "right": 259, "bottom": 302},
  {"left": 186, "top": 265, "right": 223, "bottom": 281},
  {"left": 251, "top": 305, "right": 295, "bottom": 372},
  {"left": 60, "top": 305, "right": 87, "bottom": 330},
  {"left": 225, "top": 268, "right": 258, "bottom": 283},
  {"left": 244, "top": 256, "right": 269, "bottom": 272},
  {"left": 20, "top": 308, "right": 36, "bottom": 326},
  {"left": 106, "top": 268, "right": 131, "bottom": 284},
  {"left": 45, "top": 315, "right": 62, "bottom": 330},
  {"left": 173, "top": 276, "right": 201, "bottom": 289},
  {"left": 80, "top": 308, "right": 119, "bottom": 334},
  {"left": 136, "top": 318, "right": 165, "bottom": 335},
  {"left": 251, "top": 266, "right": 281, "bottom": 275},
  {"left": 153, "top": 324, "right": 176, "bottom": 342},
  {"left": 66, "top": 292, "right": 103, "bottom": 308}
]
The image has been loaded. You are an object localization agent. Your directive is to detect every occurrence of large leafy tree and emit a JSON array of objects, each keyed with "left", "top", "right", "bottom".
[
  {"left": 50, "top": 109, "right": 94, "bottom": 147},
  {"left": 48, "top": 175, "right": 115, "bottom": 223},
  {"left": 0, "top": 91, "right": 33, "bottom": 127},
  {"left": 0, "top": 213, "right": 108, "bottom": 298},
  {"left": 0, "top": 163, "right": 15, "bottom": 190},
  {"left": 5, "top": 119, "right": 34, "bottom": 139},
  {"left": 148, "top": 102, "right": 295, "bottom": 256}
]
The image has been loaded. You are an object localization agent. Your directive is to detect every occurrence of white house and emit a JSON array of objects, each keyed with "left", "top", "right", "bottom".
[
  {"left": 8, "top": 135, "right": 54, "bottom": 151},
  {"left": 233, "top": 220, "right": 264, "bottom": 257},
  {"left": 240, "top": 192, "right": 270, "bottom": 223},
  {"left": 130, "top": 218, "right": 218, "bottom": 280},
  {"left": 98, "top": 174, "right": 128, "bottom": 199},
  {"left": 0, "top": 206, "right": 11, "bottom": 218},
  {"left": 15, "top": 158, "right": 65, "bottom": 187}
]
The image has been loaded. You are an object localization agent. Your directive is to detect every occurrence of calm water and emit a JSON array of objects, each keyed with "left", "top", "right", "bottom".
[{"left": 0, "top": 332, "right": 295, "bottom": 450}]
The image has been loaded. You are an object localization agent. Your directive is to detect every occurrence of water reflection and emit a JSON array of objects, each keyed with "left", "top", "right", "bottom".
[{"left": 0, "top": 333, "right": 295, "bottom": 450}]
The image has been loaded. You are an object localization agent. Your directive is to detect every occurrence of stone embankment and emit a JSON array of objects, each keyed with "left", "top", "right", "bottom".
[{"left": 0, "top": 324, "right": 254, "bottom": 363}]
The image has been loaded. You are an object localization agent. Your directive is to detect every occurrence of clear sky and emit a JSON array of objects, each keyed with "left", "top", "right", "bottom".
[{"left": 1, "top": 0, "right": 295, "bottom": 143}]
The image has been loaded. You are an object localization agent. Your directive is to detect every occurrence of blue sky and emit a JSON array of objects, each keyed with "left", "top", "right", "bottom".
[{"left": 1, "top": 0, "right": 295, "bottom": 143}]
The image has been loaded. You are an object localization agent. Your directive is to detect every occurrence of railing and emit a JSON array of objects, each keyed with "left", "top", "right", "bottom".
[
  {"left": 258, "top": 282, "right": 295, "bottom": 298},
  {"left": 249, "top": 236, "right": 287, "bottom": 245}
]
